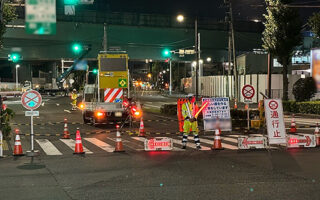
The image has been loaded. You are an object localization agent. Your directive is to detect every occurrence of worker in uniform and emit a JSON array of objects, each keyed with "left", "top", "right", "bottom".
[
  {"left": 71, "top": 89, "right": 78, "bottom": 111},
  {"left": 181, "top": 94, "right": 201, "bottom": 149}
]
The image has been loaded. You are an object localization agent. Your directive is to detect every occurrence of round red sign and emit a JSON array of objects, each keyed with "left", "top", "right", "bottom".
[
  {"left": 21, "top": 90, "right": 42, "bottom": 110},
  {"left": 268, "top": 100, "right": 278, "bottom": 110},
  {"left": 241, "top": 85, "right": 255, "bottom": 99}
]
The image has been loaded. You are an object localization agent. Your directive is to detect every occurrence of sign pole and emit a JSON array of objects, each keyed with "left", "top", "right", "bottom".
[
  {"left": 0, "top": 130, "right": 3, "bottom": 157},
  {"left": 31, "top": 109, "right": 34, "bottom": 151},
  {"left": 247, "top": 104, "right": 250, "bottom": 130}
]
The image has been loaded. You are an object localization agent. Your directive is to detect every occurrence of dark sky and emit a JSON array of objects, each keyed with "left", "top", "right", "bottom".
[{"left": 67, "top": 0, "right": 320, "bottom": 22}]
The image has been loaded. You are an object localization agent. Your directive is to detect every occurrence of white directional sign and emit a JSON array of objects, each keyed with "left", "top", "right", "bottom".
[
  {"left": 25, "top": 0, "right": 56, "bottom": 35},
  {"left": 25, "top": 111, "right": 39, "bottom": 117},
  {"left": 287, "top": 134, "right": 316, "bottom": 148},
  {"left": 264, "top": 99, "right": 286, "bottom": 144},
  {"left": 238, "top": 136, "right": 267, "bottom": 149}
]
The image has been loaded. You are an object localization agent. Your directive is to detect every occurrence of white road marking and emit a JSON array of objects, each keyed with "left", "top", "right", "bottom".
[
  {"left": 64, "top": 109, "right": 71, "bottom": 113},
  {"left": 35, "top": 139, "right": 62, "bottom": 155},
  {"left": 201, "top": 136, "right": 239, "bottom": 150},
  {"left": 60, "top": 139, "right": 93, "bottom": 154},
  {"left": 132, "top": 137, "right": 184, "bottom": 151},
  {"left": 84, "top": 138, "right": 114, "bottom": 152},
  {"left": 56, "top": 103, "right": 60, "bottom": 106},
  {"left": 172, "top": 138, "right": 211, "bottom": 151}
]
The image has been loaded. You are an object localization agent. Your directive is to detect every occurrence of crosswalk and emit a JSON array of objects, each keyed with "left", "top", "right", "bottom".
[{"left": 12, "top": 134, "right": 285, "bottom": 156}]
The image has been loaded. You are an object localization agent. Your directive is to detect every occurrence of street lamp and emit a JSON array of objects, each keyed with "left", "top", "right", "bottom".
[
  {"left": 15, "top": 64, "right": 20, "bottom": 90},
  {"left": 206, "top": 57, "right": 212, "bottom": 62},
  {"left": 177, "top": 14, "right": 200, "bottom": 99}
]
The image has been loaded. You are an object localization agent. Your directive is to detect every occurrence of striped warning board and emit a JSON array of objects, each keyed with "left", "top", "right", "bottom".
[{"left": 104, "top": 88, "right": 123, "bottom": 103}]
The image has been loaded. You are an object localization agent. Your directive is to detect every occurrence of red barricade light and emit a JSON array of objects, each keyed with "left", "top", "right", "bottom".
[
  {"left": 289, "top": 138, "right": 298, "bottom": 144},
  {"left": 2, "top": 104, "right": 7, "bottom": 111},
  {"left": 123, "top": 100, "right": 129, "bottom": 107},
  {"left": 116, "top": 124, "right": 120, "bottom": 129}
]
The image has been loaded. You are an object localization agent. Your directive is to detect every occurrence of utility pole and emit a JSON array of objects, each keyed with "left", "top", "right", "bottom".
[
  {"left": 226, "top": 0, "right": 238, "bottom": 100},
  {"left": 103, "top": 23, "right": 107, "bottom": 52},
  {"left": 267, "top": 53, "right": 272, "bottom": 98}
]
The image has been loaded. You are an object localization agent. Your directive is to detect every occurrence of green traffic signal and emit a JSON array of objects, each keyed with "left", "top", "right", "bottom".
[
  {"left": 72, "top": 43, "right": 82, "bottom": 53},
  {"left": 162, "top": 49, "right": 171, "bottom": 58},
  {"left": 9, "top": 53, "right": 21, "bottom": 63},
  {"left": 92, "top": 69, "right": 98, "bottom": 74},
  {"left": 64, "top": 0, "right": 79, "bottom": 5}
]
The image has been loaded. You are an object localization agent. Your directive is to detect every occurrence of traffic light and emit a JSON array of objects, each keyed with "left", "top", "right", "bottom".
[
  {"left": 92, "top": 69, "right": 98, "bottom": 74},
  {"left": 72, "top": 43, "right": 82, "bottom": 53},
  {"left": 8, "top": 53, "right": 21, "bottom": 63},
  {"left": 64, "top": 0, "right": 79, "bottom": 5},
  {"left": 162, "top": 49, "right": 171, "bottom": 58}
]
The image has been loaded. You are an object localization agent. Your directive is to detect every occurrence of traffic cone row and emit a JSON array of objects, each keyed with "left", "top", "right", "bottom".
[
  {"left": 13, "top": 130, "right": 24, "bottom": 156},
  {"left": 234, "top": 99, "right": 238, "bottom": 109},
  {"left": 289, "top": 115, "right": 297, "bottom": 133},
  {"left": 315, "top": 123, "right": 320, "bottom": 147},
  {"left": 138, "top": 117, "right": 146, "bottom": 137},
  {"left": 62, "top": 118, "right": 70, "bottom": 139},
  {"left": 114, "top": 125, "right": 125, "bottom": 152}
]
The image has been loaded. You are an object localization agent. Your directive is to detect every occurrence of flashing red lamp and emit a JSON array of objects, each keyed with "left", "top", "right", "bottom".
[
  {"left": 116, "top": 124, "right": 120, "bottom": 129},
  {"left": 289, "top": 138, "right": 298, "bottom": 145},
  {"left": 131, "top": 106, "right": 142, "bottom": 118}
]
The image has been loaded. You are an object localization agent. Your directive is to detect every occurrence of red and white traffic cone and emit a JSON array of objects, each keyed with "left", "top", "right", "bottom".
[
  {"left": 138, "top": 117, "right": 146, "bottom": 137},
  {"left": 290, "top": 115, "right": 297, "bottom": 133},
  {"left": 62, "top": 118, "right": 70, "bottom": 139},
  {"left": 234, "top": 99, "right": 238, "bottom": 109},
  {"left": 315, "top": 123, "right": 320, "bottom": 147},
  {"left": 212, "top": 128, "right": 224, "bottom": 150},
  {"left": 114, "top": 125, "right": 125, "bottom": 152},
  {"left": 13, "top": 130, "right": 24, "bottom": 156},
  {"left": 74, "top": 128, "right": 84, "bottom": 154}
]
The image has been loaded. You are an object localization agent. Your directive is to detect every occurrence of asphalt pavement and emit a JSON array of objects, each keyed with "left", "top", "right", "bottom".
[{"left": 1, "top": 95, "right": 320, "bottom": 200}]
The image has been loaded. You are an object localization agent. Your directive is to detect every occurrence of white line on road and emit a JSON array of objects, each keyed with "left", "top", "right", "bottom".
[
  {"left": 64, "top": 110, "right": 71, "bottom": 113},
  {"left": 199, "top": 137, "right": 238, "bottom": 150},
  {"left": 60, "top": 139, "right": 93, "bottom": 154},
  {"left": 35, "top": 139, "right": 62, "bottom": 155},
  {"left": 172, "top": 138, "right": 211, "bottom": 151},
  {"left": 84, "top": 138, "right": 114, "bottom": 152}
]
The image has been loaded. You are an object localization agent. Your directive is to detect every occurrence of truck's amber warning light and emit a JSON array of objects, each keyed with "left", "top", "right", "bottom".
[{"left": 95, "top": 111, "right": 104, "bottom": 118}]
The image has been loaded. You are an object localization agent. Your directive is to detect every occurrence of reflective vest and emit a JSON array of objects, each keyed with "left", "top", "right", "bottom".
[
  {"left": 71, "top": 93, "right": 78, "bottom": 100},
  {"left": 181, "top": 101, "right": 198, "bottom": 120}
]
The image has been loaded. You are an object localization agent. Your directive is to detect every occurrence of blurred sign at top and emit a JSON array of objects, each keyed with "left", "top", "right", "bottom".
[
  {"left": 25, "top": 0, "right": 56, "bottom": 35},
  {"left": 311, "top": 49, "right": 320, "bottom": 91}
]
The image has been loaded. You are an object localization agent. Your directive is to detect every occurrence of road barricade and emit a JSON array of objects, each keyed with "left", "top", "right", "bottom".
[
  {"left": 287, "top": 134, "right": 316, "bottom": 148},
  {"left": 238, "top": 136, "right": 267, "bottom": 150},
  {"left": 144, "top": 137, "right": 173, "bottom": 151}
]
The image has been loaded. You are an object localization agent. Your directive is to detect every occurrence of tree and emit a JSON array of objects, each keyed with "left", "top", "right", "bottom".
[
  {"left": 262, "top": 0, "right": 302, "bottom": 100},
  {"left": 292, "top": 77, "right": 316, "bottom": 102},
  {"left": 0, "top": 1, "right": 17, "bottom": 48},
  {"left": 308, "top": 12, "right": 320, "bottom": 38}
]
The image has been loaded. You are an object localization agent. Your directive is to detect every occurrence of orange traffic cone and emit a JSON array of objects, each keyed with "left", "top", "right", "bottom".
[
  {"left": 74, "top": 128, "right": 84, "bottom": 154},
  {"left": 114, "top": 125, "right": 125, "bottom": 152},
  {"left": 13, "top": 130, "right": 24, "bottom": 156},
  {"left": 234, "top": 99, "right": 238, "bottom": 109},
  {"left": 289, "top": 115, "right": 297, "bottom": 133},
  {"left": 212, "top": 128, "right": 224, "bottom": 150},
  {"left": 315, "top": 123, "right": 320, "bottom": 147},
  {"left": 138, "top": 117, "right": 146, "bottom": 137},
  {"left": 62, "top": 118, "right": 70, "bottom": 139}
]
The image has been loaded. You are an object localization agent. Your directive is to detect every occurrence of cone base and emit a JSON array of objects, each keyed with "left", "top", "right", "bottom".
[
  {"left": 211, "top": 147, "right": 224, "bottom": 150},
  {"left": 73, "top": 152, "right": 85, "bottom": 155},
  {"left": 114, "top": 150, "right": 125, "bottom": 153},
  {"left": 13, "top": 154, "right": 24, "bottom": 156}
]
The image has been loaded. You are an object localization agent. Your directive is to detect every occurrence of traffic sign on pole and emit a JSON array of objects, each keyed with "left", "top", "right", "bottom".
[
  {"left": 242, "top": 84, "right": 255, "bottom": 100},
  {"left": 21, "top": 90, "right": 42, "bottom": 110}
]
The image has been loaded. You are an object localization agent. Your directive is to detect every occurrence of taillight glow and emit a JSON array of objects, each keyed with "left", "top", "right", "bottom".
[{"left": 134, "top": 111, "right": 141, "bottom": 117}]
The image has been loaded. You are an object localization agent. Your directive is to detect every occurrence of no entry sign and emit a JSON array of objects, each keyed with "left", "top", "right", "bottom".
[
  {"left": 21, "top": 90, "right": 42, "bottom": 110},
  {"left": 242, "top": 85, "right": 255, "bottom": 100}
]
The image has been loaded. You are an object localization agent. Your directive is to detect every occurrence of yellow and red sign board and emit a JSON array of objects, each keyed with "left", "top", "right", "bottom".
[{"left": 98, "top": 53, "right": 128, "bottom": 89}]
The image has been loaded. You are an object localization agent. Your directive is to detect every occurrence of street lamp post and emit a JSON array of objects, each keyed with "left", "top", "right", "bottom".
[
  {"left": 169, "top": 59, "right": 172, "bottom": 95},
  {"left": 177, "top": 14, "right": 200, "bottom": 98},
  {"left": 15, "top": 64, "right": 20, "bottom": 90}
]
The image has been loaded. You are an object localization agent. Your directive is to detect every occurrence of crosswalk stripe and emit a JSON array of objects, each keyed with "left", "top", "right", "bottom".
[
  {"left": 59, "top": 139, "right": 93, "bottom": 154},
  {"left": 203, "top": 136, "right": 238, "bottom": 150},
  {"left": 132, "top": 137, "right": 184, "bottom": 151},
  {"left": 172, "top": 138, "right": 211, "bottom": 151},
  {"left": 84, "top": 138, "right": 114, "bottom": 152},
  {"left": 36, "top": 139, "right": 62, "bottom": 155}
]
